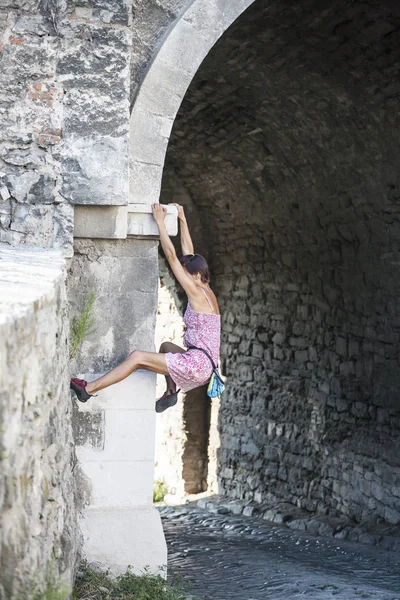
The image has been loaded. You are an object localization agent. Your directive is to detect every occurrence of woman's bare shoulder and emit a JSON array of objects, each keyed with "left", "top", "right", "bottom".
[{"left": 189, "top": 285, "right": 220, "bottom": 315}]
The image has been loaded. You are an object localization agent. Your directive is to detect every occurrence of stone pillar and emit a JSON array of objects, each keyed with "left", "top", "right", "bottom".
[
  {"left": 69, "top": 239, "right": 167, "bottom": 574},
  {"left": 74, "top": 372, "right": 166, "bottom": 574}
]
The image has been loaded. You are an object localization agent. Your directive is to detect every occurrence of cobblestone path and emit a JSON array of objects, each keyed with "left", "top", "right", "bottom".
[{"left": 161, "top": 508, "right": 400, "bottom": 600}]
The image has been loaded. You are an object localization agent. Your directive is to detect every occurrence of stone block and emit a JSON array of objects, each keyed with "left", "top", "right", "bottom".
[
  {"left": 336, "top": 337, "right": 348, "bottom": 357},
  {"left": 242, "top": 439, "right": 259, "bottom": 457},
  {"left": 68, "top": 239, "right": 158, "bottom": 370},
  {"left": 127, "top": 203, "right": 178, "bottom": 237},
  {"left": 278, "top": 466, "right": 288, "bottom": 481},
  {"left": 318, "top": 522, "right": 335, "bottom": 537},
  {"left": 229, "top": 501, "right": 244, "bottom": 515},
  {"left": 306, "top": 518, "right": 321, "bottom": 535},
  {"left": 12, "top": 15, "right": 53, "bottom": 36},
  {"left": 72, "top": 407, "right": 105, "bottom": 449},
  {"left": 130, "top": 161, "right": 164, "bottom": 205},
  {"left": 77, "top": 459, "right": 154, "bottom": 507},
  {"left": 78, "top": 372, "right": 156, "bottom": 412},
  {"left": 385, "top": 506, "right": 400, "bottom": 525},
  {"left": 334, "top": 527, "right": 350, "bottom": 540},
  {"left": 360, "top": 479, "right": 371, "bottom": 497},
  {"left": 336, "top": 398, "right": 348, "bottom": 412},
  {"left": 130, "top": 108, "right": 173, "bottom": 166},
  {"left": 74, "top": 205, "right": 128, "bottom": 239},
  {"left": 371, "top": 482, "right": 385, "bottom": 502},
  {"left": 77, "top": 409, "right": 156, "bottom": 463},
  {"left": 156, "top": 17, "right": 213, "bottom": 78},
  {"left": 295, "top": 349, "right": 308, "bottom": 363},
  {"left": 134, "top": 57, "right": 193, "bottom": 122},
  {"left": 61, "top": 136, "right": 129, "bottom": 205},
  {"left": 79, "top": 507, "right": 167, "bottom": 576},
  {"left": 0, "top": 185, "right": 10, "bottom": 200},
  {"left": 243, "top": 504, "right": 255, "bottom": 517},
  {"left": 62, "top": 75, "right": 129, "bottom": 135},
  {"left": 287, "top": 519, "right": 307, "bottom": 531}
]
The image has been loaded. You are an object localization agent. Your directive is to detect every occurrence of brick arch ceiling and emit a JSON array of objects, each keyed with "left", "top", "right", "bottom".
[{"left": 158, "top": 0, "right": 400, "bottom": 525}]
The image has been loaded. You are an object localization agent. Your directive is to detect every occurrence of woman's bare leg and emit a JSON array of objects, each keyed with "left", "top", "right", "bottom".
[
  {"left": 159, "top": 341, "right": 185, "bottom": 395},
  {"left": 86, "top": 350, "right": 170, "bottom": 395}
]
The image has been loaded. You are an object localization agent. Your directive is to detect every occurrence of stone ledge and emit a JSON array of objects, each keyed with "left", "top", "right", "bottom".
[
  {"left": 189, "top": 495, "right": 400, "bottom": 553},
  {"left": 127, "top": 203, "right": 178, "bottom": 237},
  {"left": 73, "top": 204, "right": 178, "bottom": 239},
  {"left": 73, "top": 205, "right": 128, "bottom": 239},
  {"left": 0, "top": 243, "right": 66, "bottom": 324},
  {"left": 79, "top": 506, "right": 167, "bottom": 576}
]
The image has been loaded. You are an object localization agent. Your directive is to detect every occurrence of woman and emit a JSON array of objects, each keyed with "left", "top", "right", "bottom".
[{"left": 70, "top": 203, "right": 221, "bottom": 413}]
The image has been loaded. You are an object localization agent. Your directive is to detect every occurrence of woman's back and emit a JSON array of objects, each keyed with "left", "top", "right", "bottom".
[{"left": 184, "top": 288, "right": 221, "bottom": 364}]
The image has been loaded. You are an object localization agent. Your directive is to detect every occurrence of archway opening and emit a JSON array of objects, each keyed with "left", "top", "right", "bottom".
[{"left": 155, "top": 0, "right": 400, "bottom": 525}]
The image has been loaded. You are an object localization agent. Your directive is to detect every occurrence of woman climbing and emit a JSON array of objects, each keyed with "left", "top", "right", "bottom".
[{"left": 70, "top": 203, "right": 221, "bottom": 413}]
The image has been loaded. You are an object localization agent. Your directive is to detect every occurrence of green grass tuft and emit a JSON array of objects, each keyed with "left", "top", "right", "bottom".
[
  {"left": 153, "top": 480, "right": 168, "bottom": 503},
  {"left": 70, "top": 292, "right": 97, "bottom": 359},
  {"left": 32, "top": 581, "right": 70, "bottom": 600},
  {"left": 73, "top": 564, "right": 193, "bottom": 599}
]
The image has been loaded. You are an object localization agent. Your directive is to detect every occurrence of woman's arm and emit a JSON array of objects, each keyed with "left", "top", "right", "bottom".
[
  {"left": 152, "top": 204, "right": 198, "bottom": 296},
  {"left": 172, "top": 204, "right": 194, "bottom": 256}
]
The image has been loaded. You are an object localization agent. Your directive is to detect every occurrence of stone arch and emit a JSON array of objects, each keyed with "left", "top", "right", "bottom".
[
  {"left": 150, "top": 0, "right": 400, "bottom": 527},
  {"left": 130, "top": 2, "right": 257, "bottom": 499},
  {"left": 129, "top": 0, "right": 256, "bottom": 206}
]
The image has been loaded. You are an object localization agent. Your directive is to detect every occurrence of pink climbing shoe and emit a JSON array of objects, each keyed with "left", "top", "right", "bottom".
[{"left": 70, "top": 377, "right": 94, "bottom": 403}]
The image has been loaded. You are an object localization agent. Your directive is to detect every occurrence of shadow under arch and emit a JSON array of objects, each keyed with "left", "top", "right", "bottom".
[{"left": 135, "top": 0, "right": 400, "bottom": 526}]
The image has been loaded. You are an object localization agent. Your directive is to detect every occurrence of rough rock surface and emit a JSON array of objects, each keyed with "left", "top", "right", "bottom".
[
  {"left": 194, "top": 494, "right": 400, "bottom": 553},
  {"left": 0, "top": 0, "right": 134, "bottom": 253},
  {"left": 0, "top": 244, "right": 77, "bottom": 599},
  {"left": 160, "top": 0, "right": 400, "bottom": 526},
  {"left": 0, "top": 0, "right": 194, "bottom": 253}
]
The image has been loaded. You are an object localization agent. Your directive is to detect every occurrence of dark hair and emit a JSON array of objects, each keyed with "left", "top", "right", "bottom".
[{"left": 180, "top": 254, "right": 210, "bottom": 283}]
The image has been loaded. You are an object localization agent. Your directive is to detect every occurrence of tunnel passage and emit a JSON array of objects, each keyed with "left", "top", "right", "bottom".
[{"left": 159, "top": 0, "right": 400, "bottom": 524}]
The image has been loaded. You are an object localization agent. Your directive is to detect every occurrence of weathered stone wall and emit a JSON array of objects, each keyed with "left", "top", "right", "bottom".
[
  {"left": 0, "top": 0, "right": 200, "bottom": 253},
  {"left": 0, "top": 0, "right": 71, "bottom": 252},
  {"left": 0, "top": 0, "right": 134, "bottom": 254},
  {"left": 160, "top": 0, "right": 400, "bottom": 525},
  {"left": 0, "top": 244, "right": 77, "bottom": 599}
]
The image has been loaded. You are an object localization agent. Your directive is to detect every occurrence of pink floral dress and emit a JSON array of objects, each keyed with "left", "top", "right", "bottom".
[{"left": 165, "top": 291, "right": 221, "bottom": 393}]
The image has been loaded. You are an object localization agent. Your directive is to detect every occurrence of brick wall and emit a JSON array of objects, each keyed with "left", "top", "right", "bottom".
[{"left": 160, "top": 0, "right": 400, "bottom": 525}]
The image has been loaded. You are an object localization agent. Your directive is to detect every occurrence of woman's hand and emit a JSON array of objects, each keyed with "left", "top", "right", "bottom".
[
  {"left": 152, "top": 203, "right": 167, "bottom": 224},
  {"left": 170, "top": 203, "right": 193, "bottom": 254},
  {"left": 169, "top": 203, "right": 185, "bottom": 221}
]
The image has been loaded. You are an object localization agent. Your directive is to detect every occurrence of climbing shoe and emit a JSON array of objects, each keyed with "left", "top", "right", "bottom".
[
  {"left": 155, "top": 389, "right": 180, "bottom": 413},
  {"left": 70, "top": 377, "right": 95, "bottom": 402}
]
